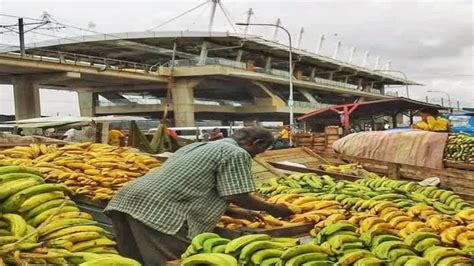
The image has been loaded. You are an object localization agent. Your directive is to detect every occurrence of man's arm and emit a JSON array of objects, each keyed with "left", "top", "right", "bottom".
[{"left": 225, "top": 193, "right": 293, "bottom": 218}]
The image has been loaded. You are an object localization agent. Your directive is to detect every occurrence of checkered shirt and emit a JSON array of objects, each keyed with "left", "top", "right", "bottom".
[{"left": 105, "top": 138, "right": 256, "bottom": 239}]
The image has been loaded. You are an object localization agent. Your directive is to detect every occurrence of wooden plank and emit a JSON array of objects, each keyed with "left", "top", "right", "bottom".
[
  {"left": 444, "top": 161, "right": 474, "bottom": 171},
  {"left": 268, "top": 162, "right": 359, "bottom": 182},
  {"left": 387, "top": 163, "right": 401, "bottom": 179}
]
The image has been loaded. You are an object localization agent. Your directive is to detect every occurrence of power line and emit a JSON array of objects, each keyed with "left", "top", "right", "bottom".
[
  {"left": 218, "top": 2, "right": 238, "bottom": 32},
  {"left": 147, "top": 0, "right": 210, "bottom": 31}
]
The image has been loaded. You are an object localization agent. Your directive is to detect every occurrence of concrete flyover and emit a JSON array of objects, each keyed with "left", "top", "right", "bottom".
[{"left": 0, "top": 31, "right": 420, "bottom": 126}]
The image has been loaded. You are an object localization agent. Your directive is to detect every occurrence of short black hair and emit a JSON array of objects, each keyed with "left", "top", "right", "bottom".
[
  {"left": 232, "top": 127, "right": 275, "bottom": 148},
  {"left": 419, "top": 107, "right": 439, "bottom": 116}
]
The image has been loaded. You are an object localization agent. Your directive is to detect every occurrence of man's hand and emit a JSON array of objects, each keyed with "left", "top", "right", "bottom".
[
  {"left": 268, "top": 204, "right": 294, "bottom": 218},
  {"left": 231, "top": 209, "right": 264, "bottom": 223}
]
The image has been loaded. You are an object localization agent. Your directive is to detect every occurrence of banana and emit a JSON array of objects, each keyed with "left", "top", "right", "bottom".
[
  {"left": 50, "top": 231, "right": 103, "bottom": 243},
  {"left": 52, "top": 212, "right": 93, "bottom": 221},
  {"left": 71, "top": 237, "right": 116, "bottom": 252},
  {"left": 24, "top": 198, "right": 75, "bottom": 219},
  {"left": 387, "top": 248, "right": 416, "bottom": 261},
  {"left": 441, "top": 226, "right": 467, "bottom": 245},
  {"left": 372, "top": 241, "right": 412, "bottom": 259},
  {"left": 423, "top": 246, "right": 467, "bottom": 265},
  {"left": 202, "top": 237, "right": 230, "bottom": 253},
  {"left": 28, "top": 206, "right": 80, "bottom": 227},
  {"left": 0, "top": 172, "right": 44, "bottom": 184},
  {"left": 413, "top": 237, "right": 440, "bottom": 252},
  {"left": 456, "top": 231, "right": 474, "bottom": 247},
  {"left": 360, "top": 217, "right": 386, "bottom": 233},
  {"left": 286, "top": 252, "right": 329, "bottom": 266},
  {"left": 39, "top": 218, "right": 97, "bottom": 236},
  {"left": 250, "top": 249, "right": 283, "bottom": 265},
  {"left": 353, "top": 256, "right": 384, "bottom": 266},
  {"left": 436, "top": 255, "right": 473, "bottom": 265},
  {"left": 0, "top": 177, "right": 42, "bottom": 201},
  {"left": 181, "top": 253, "right": 238, "bottom": 266},
  {"left": 281, "top": 243, "right": 328, "bottom": 262},
  {"left": 371, "top": 235, "right": 403, "bottom": 247},
  {"left": 211, "top": 244, "right": 227, "bottom": 253},
  {"left": 404, "top": 232, "right": 440, "bottom": 247},
  {"left": 1, "top": 213, "right": 27, "bottom": 237},
  {"left": 76, "top": 256, "right": 141, "bottom": 266},
  {"left": 327, "top": 235, "right": 361, "bottom": 251},
  {"left": 1, "top": 183, "right": 71, "bottom": 212},
  {"left": 41, "top": 225, "right": 107, "bottom": 241},
  {"left": 299, "top": 261, "right": 335, "bottom": 266},
  {"left": 190, "top": 232, "right": 220, "bottom": 251},
  {"left": 81, "top": 246, "right": 119, "bottom": 254},
  {"left": 0, "top": 236, "right": 19, "bottom": 245},
  {"left": 18, "top": 191, "right": 65, "bottom": 212},
  {"left": 404, "top": 257, "right": 430, "bottom": 266},
  {"left": 337, "top": 250, "right": 373, "bottom": 266},
  {"left": 457, "top": 208, "right": 474, "bottom": 221},
  {"left": 239, "top": 241, "right": 290, "bottom": 264},
  {"left": 392, "top": 255, "right": 419, "bottom": 266},
  {"left": 225, "top": 234, "right": 271, "bottom": 254},
  {"left": 0, "top": 165, "right": 40, "bottom": 175}
]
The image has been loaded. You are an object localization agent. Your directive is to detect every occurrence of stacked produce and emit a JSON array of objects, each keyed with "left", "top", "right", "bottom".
[
  {"left": 217, "top": 214, "right": 298, "bottom": 230},
  {"left": 0, "top": 165, "right": 140, "bottom": 265},
  {"left": 0, "top": 143, "right": 161, "bottom": 201},
  {"left": 444, "top": 133, "right": 474, "bottom": 164}
]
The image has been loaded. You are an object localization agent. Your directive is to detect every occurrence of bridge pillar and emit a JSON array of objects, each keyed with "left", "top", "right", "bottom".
[
  {"left": 171, "top": 79, "right": 200, "bottom": 127},
  {"left": 78, "top": 91, "right": 97, "bottom": 117},
  {"left": 13, "top": 76, "right": 41, "bottom": 120}
]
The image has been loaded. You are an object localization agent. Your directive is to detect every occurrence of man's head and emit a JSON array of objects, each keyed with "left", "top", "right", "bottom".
[
  {"left": 419, "top": 107, "right": 439, "bottom": 122},
  {"left": 232, "top": 127, "right": 275, "bottom": 157}
]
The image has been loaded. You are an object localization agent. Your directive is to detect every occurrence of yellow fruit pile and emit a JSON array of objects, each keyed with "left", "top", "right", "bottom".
[
  {"left": 0, "top": 165, "right": 140, "bottom": 265},
  {"left": 217, "top": 214, "right": 296, "bottom": 230},
  {"left": 0, "top": 143, "right": 161, "bottom": 201}
]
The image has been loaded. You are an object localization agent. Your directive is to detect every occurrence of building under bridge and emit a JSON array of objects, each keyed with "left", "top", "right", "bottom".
[{"left": 0, "top": 31, "right": 418, "bottom": 126}]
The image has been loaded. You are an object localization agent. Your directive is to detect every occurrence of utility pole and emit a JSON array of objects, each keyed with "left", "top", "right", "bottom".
[
  {"left": 316, "top": 34, "right": 325, "bottom": 54},
  {"left": 348, "top": 47, "right": 356, "bottom": 63},
  {"left": 332, "top": 41, "right": 341, "bottom": 59},
  {"left": 441, "top": 98, "right": 444, "bottom": 106},
  {"left": 208, "top": 0, "right": 219, "bottom": 32},
  {"left": 425, "top": 96, "right": 429, "bottom": 103},
  {"left": 18, "top": 18, "right": 25, "bottom": 57},
  {"left": 272, "top": 18, "right": 281, "bottom": 41},
  {"left": 457, "top": 101, "right": 460, "bottom": 110},
  {"left": 296, "top": 27, "right": 304, "bottom": 48},
  {"left": 243, "top": 8, "right": 254, "bottom": 34}
]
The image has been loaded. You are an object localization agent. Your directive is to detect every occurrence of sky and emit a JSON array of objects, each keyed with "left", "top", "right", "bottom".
[{"left": 0, "top": 0, "right": 472, "bottom": 116}]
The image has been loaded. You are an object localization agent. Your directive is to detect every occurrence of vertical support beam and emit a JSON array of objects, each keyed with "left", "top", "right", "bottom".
[
  {"left": 272, "top": 18, "right": 281, "bottom": 41},
  {"left": 316, "top": 34, "right": 325, "bottom": 54},
  {"left": 391, "top": 115, "right": 397, "bottom": 128},
  {"left": 264, "top": 57, "right": 272, "bottom": 72},
  {"left": 13, "top": 76, "right": 41, "bottom": 120},
  {"left": 297, "top": 88, "right": 318, "bottom": 104},
  {"left": 18, "top": 18, "right": 25, "bottom": 57},
  {"left": 296, "top": 27, "right": 304, "bottom": 48},
  {"left": 235, "top": 50, "right": 243, "bottom": 62},
  {"left": 309, "top": 67, "right": 316, "bottom": 80},
  {"left": 172, "top": 79, "right": 199, "bottom": 127},
  {"left": 329, "top": 72, "right": 334, "bottom": 80},
  {"left": 77, "top": 91, "right": 97, "bottom": 117},
  {"left": 199, "top": 41, "right": 209, "bottom": 65}
]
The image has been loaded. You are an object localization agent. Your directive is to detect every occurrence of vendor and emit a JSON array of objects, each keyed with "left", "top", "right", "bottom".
[
  {"left": 104, "top": 127, "right": 293, "bottom": 265},
  {"left": 411, "top": 107, "right": 450, "bottom": 132},
  {"left": 108, "top": 126, "right": 126, "bottom": 146}
]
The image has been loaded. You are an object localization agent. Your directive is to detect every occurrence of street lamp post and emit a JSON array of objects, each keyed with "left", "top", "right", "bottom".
[
  {"left": 236, "top": 22, "right": 294, "bottom": 146},
  {"left": 427, "top": 90, "right": 451, "bottom": 107},
  {"left": 374, "top": 69, "right": 410, "bottom": 99}
]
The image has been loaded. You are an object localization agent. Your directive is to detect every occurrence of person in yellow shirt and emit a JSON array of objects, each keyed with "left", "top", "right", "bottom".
[
  {"left": 279, "top": 126, "right": 290, "bottom": 140},
  {"left": 108, "top": 127, "right": 126, "bottom": 146},
  {"left": 411, "top": 107, "right": 450, "bottom": 132}
]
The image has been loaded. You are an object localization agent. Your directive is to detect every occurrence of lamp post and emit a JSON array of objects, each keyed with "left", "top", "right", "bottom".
[
  {"left": 236, "top": 22, "right": 294, "bottom": 145},
  {"left": 374, "top": 69, "right": 410, "bottom": 99},
  {"left": 427, "top": 90, "right": 451, "bottom": 107}
]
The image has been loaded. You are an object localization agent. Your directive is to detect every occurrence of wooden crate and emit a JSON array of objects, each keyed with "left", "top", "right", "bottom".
[
  {"left": 251, "top": 158, "right": 286, "bottom": 184},
  {"left": 258, "top": 147, "right": 345, "bottom": 169}
]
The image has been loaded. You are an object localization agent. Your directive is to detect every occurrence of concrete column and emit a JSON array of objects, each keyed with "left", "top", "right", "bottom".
[
  {"left": 264, "top": 57, "right": 272, "bottom": 72},
  {"left": 297, "top": 88, "right": 318, "bottom": 104},
  {"left": 78, "top": 91, "right": 97, "bottom": 117},
  {"left": 199, "top": 41, "right": 210, "bottom": 65},
  {"left": 13, "top": 76, "right": 41, "bottom": 120},
  {"left": 309, "top": 67, "right": 316, "bottom": 80},
  {"left": 236, "top": 50, "right": 243, "bottom": 62},
  {"left": 172, "top": 79, "right": 199, "bottom": 127}
]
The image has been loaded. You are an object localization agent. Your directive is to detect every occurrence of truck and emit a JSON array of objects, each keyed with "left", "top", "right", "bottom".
[{"left": 446, "top": 112, "right": 474, "bottom": 136}]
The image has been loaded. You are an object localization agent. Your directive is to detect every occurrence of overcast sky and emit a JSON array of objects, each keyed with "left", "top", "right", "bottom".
[{"left": 0, "top": 0, "right": 472, "bottom": 116}]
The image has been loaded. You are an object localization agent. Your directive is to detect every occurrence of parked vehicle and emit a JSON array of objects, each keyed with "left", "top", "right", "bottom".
[
  {"left": 146, "top": 126, "right": 244, "bottom": 141},
  {"left": 446, "top": 113, "right": 474, "bottom": 136}
]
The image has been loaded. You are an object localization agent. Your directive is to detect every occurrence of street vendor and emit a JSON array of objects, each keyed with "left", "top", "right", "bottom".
[
  {"left": 411, "top": 107, "right": 450, "bottom": 132},
  {"left": 104, "top": 127, "right": 293, "bottom": 265}
]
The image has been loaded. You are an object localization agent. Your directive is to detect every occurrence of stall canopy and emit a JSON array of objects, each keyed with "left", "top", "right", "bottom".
[
  {"left": 0, "top": 116, "right": 149, "bottom": 129},
  {"left": 297, "top": 97, "right": 447, "bottom": 130}
]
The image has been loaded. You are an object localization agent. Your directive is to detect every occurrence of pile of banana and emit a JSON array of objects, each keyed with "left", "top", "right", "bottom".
[
  {"left": 217, "top": 214, "right": 297, "bottom": 230},
  {"left": 444, "top": 133, "right": 474, "bottom": 164},
  {"left": 258, "top": 173, "right": 472, "bottom": 214},
  {"left": 0, "top": 142, "right": 161, "bottom": 201},
  {"left": 0, "top": 165, "right": 140, "bottom": 265}
]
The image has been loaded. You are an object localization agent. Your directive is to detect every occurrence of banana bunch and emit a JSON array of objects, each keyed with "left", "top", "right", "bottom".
[
  {"left": 217, "top": 214, "right": 295, "bottom": 230},
  {"left": 444, "top": 133, "right": 474, "bottom": 164},
  {"left": 0, "top": 143, "right": 161, "bottom": 201},
  {"left": 0, "top": 165, "right": 140, "bottom": 265},
  {"left": 423, "top": 246, "right": 472, "bottom": 265},
  {"left": 319, "top": 163, "right": 360, "bottom": 175}
]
